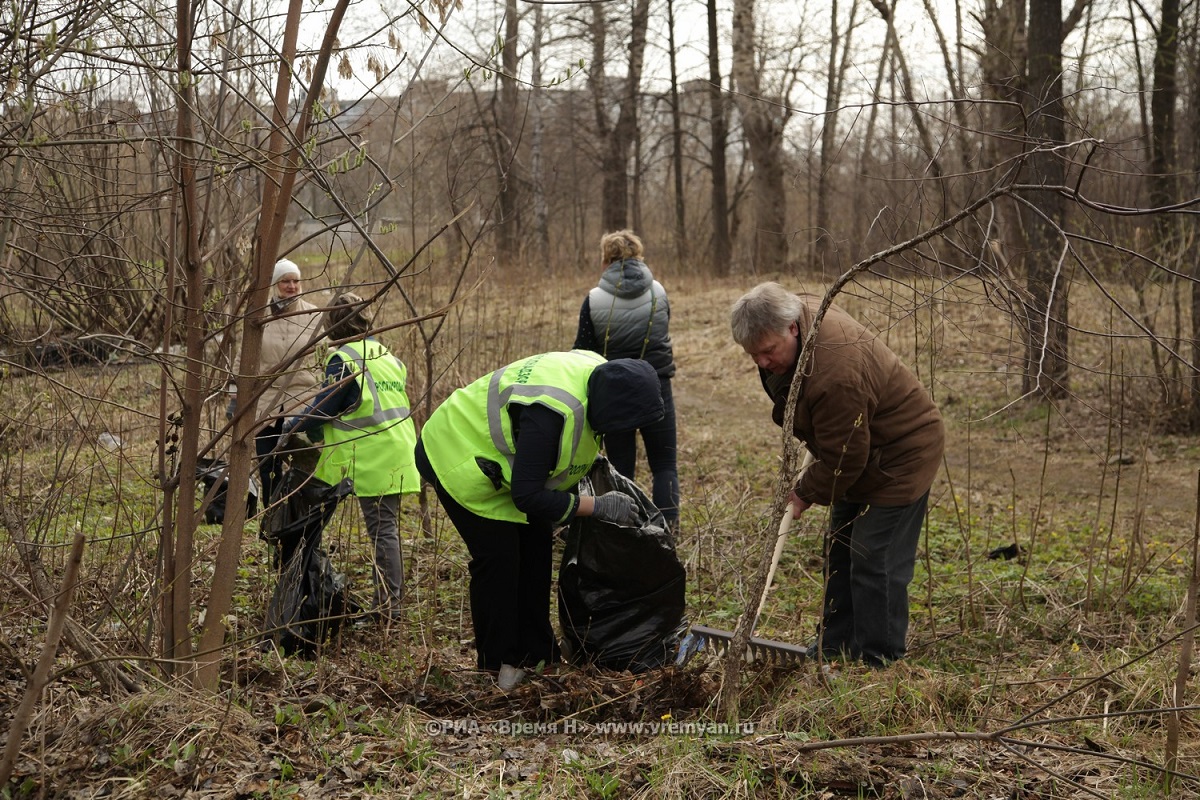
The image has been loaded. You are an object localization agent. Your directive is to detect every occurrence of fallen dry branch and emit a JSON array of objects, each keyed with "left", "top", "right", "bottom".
[
  {"left": 768, "top": 721, "right": 1198, "bottom": 797},
  {"left": 1, "top": 502, "right": 141, "bottom": 695},
  {"left": 1165, "top": 468, "right": 1199, "bottom": 790},
  {"left": 0, "top": 531, "right": 85, "bottom": 785}
]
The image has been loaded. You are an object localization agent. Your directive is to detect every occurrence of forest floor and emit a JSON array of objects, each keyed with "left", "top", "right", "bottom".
[{"left": 1, "top": 271, "right": 1198, "bottom": 799}]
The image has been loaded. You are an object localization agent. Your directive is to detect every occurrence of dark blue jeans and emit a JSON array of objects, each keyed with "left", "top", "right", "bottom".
[
  {"left": 604, "top": 376, "right": 679, "bottom": 526},
  {"left": 818, "top": 491, "right": 929, "bottom": 666}
]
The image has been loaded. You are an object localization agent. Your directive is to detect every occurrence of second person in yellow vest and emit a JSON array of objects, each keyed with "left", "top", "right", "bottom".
[{"left": 284, "top": 293, "right": 419, "bottom": 623}]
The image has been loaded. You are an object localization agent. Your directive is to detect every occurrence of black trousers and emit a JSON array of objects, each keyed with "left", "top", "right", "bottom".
[
  {"left": 604, "top": 376, "right": 679, "bottom": 526},
  {"left": 415, "top": 439, "right": 560, "bottom": 671},
  {"left": 818, "top": 491, "right": 929, "bottom": 666}
]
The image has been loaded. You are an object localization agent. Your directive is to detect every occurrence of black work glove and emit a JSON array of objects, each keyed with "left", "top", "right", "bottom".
[{"left": 591, "top": 491, "right": 639, "bottom": 527}]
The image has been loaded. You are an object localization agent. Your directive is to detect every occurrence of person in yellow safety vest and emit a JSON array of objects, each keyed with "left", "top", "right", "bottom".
[
  {"left": 283, "top": 292, "right": 418, "bottom": 623},
  {"left": 414, "top": 351, "right": 664, "bottom": 691}
]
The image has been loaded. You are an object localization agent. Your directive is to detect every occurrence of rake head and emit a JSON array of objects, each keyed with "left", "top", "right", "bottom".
[{"left": 675, "top": 624, "right": 809, "bottom": 667}]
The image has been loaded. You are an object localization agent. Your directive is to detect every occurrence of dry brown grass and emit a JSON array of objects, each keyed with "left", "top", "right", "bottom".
[{"left": 2, "top": 270, "right": 1198, "bottom": 798}]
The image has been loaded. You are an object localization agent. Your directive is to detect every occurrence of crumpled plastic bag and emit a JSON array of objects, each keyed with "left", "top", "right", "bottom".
[
  {"left": 558, "top": 458, "right": 688, "bottom": 673},
  {"left": 266, "top": 541, "right": 356, "bottom": 656},
  {"left": 262, "top": 467, "right": 357, "bottom": 656},
  {"left": 195, "top": 458, "right": 259, "bottom": 525}
]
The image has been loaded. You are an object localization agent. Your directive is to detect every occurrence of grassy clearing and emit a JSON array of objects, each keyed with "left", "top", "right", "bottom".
[{"left": 1, "top": 272, "right": 1198, "bottom": 798}]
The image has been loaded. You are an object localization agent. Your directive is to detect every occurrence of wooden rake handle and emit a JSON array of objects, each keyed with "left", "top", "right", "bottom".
[{"left": 751, "top": 449, "right": 816, "bottom": 631}]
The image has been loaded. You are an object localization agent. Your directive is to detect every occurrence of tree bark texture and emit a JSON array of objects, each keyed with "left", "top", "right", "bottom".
[
  {"left": 667, "top": 0, "right": 688, "bottom": 263},
  {"left": 590, "top": 0, "right": 651, "bottom": 232},
  {"left": 1021, "top": 0, "right": 1069, "bottom": 400},
  {"left": 732, "top": 0, "right": 789, "bottom": 271},
  {"left": 495, "top": 0, "right": 522, "bottom": 265},
  {"left": 815, "top": 0, "right": 843, "bottom": 275},
  {"left": 978, "top": 0, "right": 1028, "bottom": 279},
  {"left": 163, "top": 0, "right": 205, "bottom": 671},
  {"left": 707, "top": 0, "right": 732, "bottom": 274},
  {"left": 197, "top": 0, "right": 351, "bottom": 691}
]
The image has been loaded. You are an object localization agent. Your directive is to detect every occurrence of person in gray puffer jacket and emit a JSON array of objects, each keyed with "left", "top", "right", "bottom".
[{"left": 573, "top": 229, "right": 679, "bottom": 530}]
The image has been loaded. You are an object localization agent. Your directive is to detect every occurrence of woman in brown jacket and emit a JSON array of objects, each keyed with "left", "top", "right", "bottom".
[
  {"left": 228, "top": 259, "right": 323, "bottom": 503},
  {"left": 731, "top": 282, "right": 944, "bottom": 667}
]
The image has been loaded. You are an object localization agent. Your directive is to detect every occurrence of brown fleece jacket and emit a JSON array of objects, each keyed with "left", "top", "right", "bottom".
[
  {"left": 255, "top": 297, "right": 322, "bottom": 423},
  {"left": 760, "top": 295, "right": 944, "bottom": 506}
]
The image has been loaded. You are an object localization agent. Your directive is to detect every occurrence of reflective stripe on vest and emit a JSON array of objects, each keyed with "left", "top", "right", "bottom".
[
  {"left": 312, "top": 339, "right": 419, "bottom": 495},
  {"left": 486, "top": 366, "right": 591, "bottom": 490},
  {"left": 420, "top": 350, "right": 606, "bottom": 522},
  {"left": 327, "top": 344, "right": 411, "bottom": 431}
]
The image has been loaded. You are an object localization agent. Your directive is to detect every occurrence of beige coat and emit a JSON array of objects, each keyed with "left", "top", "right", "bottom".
[
  {"left": 761, "top": 295, "right": 944, "bottom": 506},
  {"left": 255, "top": 297, "right": 322, "bottom": 425}
]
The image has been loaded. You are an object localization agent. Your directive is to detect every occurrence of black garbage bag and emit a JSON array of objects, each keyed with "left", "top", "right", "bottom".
[
  {"left": 262, "top": 467, "right": 357, "bottom": 656},
  {"left": 195, "top": 458, "right": 259, "bottom": 525},
  {"left": 558, "top": 458, "right": 688, "bottom": 673}
]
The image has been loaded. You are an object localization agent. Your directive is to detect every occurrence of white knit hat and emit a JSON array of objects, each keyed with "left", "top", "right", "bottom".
[{"left": 271, "top": 259, "right": 301, "bottom": 285}]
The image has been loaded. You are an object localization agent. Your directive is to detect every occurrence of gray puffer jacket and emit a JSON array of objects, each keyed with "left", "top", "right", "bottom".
[{"left": 582, "top": 259, "right": 674, "bottom": 378}]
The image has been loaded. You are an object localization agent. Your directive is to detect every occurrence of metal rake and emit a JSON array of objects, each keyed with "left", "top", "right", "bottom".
[
  {"left": 675, "top": 624, "right": 809, "bottom": 666},
  {"left": 677, "top": 451, "right": 816, "bottom": 667}
]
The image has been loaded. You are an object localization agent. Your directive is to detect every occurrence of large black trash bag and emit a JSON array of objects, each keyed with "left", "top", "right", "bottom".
[
  {"left": 195, "top": 458, "right": 259, "bottom": 525},
  {"left": 558, "top": 458, "right": 688, "bottom": 672},
  {"left": 262, "top": 467, "right": 357, "bottom": 656}
]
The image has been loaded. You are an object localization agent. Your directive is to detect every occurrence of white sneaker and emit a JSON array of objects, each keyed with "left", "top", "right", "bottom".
[{"left": 497, "top": 664, "right": 526, "bottom": 692}]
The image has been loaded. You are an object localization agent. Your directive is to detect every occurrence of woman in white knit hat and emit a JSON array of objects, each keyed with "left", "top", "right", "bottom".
[{"left": 229, "top": 259, "right": 323, "bottom": 502}]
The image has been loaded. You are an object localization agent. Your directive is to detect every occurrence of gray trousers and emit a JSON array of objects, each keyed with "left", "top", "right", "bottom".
[
  {"left": 358, "top": 494, "right": 404, "bottom": 619},
  {"left": 818, "top": 491, "right": 929, "bottom": 666}
]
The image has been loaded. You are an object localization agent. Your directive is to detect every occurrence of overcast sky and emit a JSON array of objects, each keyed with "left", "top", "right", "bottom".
[{"left": 281, "top": 0, "right": 1137, "bottom": 116}]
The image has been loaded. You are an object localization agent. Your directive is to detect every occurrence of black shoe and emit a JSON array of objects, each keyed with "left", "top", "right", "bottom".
[{"left": 804, "top": 639, "right": 846, "bottom": 661}]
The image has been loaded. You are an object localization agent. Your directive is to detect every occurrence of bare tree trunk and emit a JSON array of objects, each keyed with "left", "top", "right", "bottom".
[
  {"left": 856, "top": 9, "right": 892, "bottom": 175},
  {"left": 815, "top": 0, "right": 859, "bottom": 276},
  {"left": 707, "top": 0, "right": 732, "bottom": 274},
  {"left": 1148, "top": 0, "right": 1182, "bottom": 407},
  {"left": 979, "top": 0, "right": 1028, "bottom": 280},
  {"left": 1190, "top": 1, "right": 1200, "bottom": 429},
  {"left": 530, "top": 4, "right": 550, "bottom": 266},
  {"left": 667, "top": 0, "right": 687, "bottom": 263},
  {"left": 590, "top": 0, "right": 652, "bottom": 231},
  {"left": 197, "top": 0, "right": 350, "bottom": 691},
  {"left": 732, "top": 0, "right": 790, "bottom": 270},
  {"left": 869, "top": 0, "right": 944, "bottom": 179},
  {"left": 633, "top": 121, "right": 644, "bottom": 231},
  {"left": 919, "top": 0, "right": 973, "bottom": 170},
  {"left": 0, "top": 532, "right": 86, "bottom": 787},
  {"left": 496, "top": 0, "right": 521, "bottom": 265},
  {"left": 1022, "top": 0, "right": 1069, "bottom": 400},
  {"left": 160, "top": 0, "right": 205, "bottom": 673}
]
